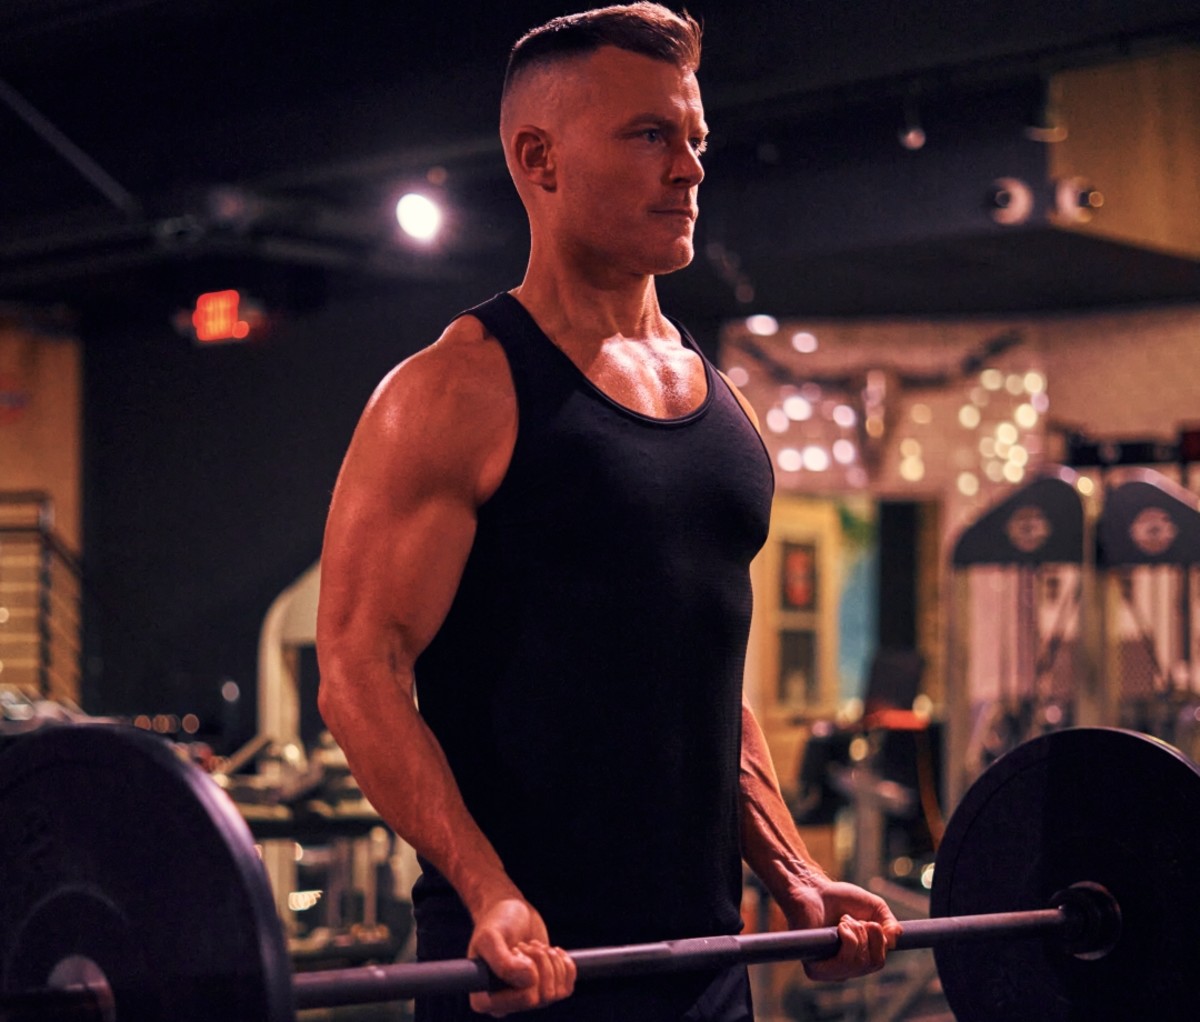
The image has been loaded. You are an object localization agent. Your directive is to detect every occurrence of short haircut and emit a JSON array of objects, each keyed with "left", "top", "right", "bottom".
[{"left": 503, "top": 3, "right": 702, "bottom": 96}]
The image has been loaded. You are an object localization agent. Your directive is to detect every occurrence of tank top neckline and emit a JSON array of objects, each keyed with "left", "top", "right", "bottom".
[{"left": 495, "top": 291, "right": 714, "bottom": 427}]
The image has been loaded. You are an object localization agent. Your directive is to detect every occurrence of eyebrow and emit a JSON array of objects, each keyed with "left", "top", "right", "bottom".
[{"left": 622, "top": 113, "right": 710, "bottom": 138}]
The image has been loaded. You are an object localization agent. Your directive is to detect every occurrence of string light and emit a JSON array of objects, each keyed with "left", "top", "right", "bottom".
[
  {"left": 833, "top": 439, "right": 856, "bottom": 465},
  {"left": 783, "top": 395, "right": 813, "bottom": 421},
  {"left": 802, "top": 445, "right": 830, "bottom": 472},
  {"left": 726, "top": 366, "right": 749, "bottom": 387},
  {"left": 745, "top": 314, "right": 779, "bottom": 336}
]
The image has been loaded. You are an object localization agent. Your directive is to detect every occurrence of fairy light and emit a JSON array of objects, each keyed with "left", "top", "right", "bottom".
[
  {"left": 745, "top": 314, "right": 779, "bottom": 336},
  {"left": 783, "top": 395, "right": 813, "bottom": 421},
  {"left": 833, "top": 439, "right": 857, "bottom": 464},
  {"left": 766, "top": 408, "right": 790, "bottom": 433},
  {"left": 791, "top": 331, "right": 818, "bottom": 353},
  {"left": 1015, "top": 403, "right": 1039, "bottom": 428},
  {"left": 778, "top": 448, "right": 803, "bottom": 472},
  {"left": 727, "top": 365, "right": 750, "bottom": 387},
  {"left": 802, "top": 445, "right": 830, "bottom": 471}
]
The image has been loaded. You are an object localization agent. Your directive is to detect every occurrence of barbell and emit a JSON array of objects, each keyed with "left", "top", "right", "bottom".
[{"left": 0, "top": 724, "right": 1197, "bottom": 1021}]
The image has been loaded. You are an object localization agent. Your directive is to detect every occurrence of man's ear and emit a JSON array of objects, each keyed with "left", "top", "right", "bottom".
[{"left": 511, "top": 126, "right": 556, "bottom": 191}]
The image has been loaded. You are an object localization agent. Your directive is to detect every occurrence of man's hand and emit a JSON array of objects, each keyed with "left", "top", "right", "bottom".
[
  {"left": 467, "top": 897, "right": 577, "bottom": 1016},
  {"left": 782, "top": 879, "right": 902, "bottom": 981}
]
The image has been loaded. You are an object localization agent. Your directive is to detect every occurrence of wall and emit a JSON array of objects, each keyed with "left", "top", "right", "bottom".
[
  {"left": 80, "top": 278, "right": 501, "bottom": 739},
  {"left": 1052, "top": 48, "right": 1200, "bottom": 259},
  {"left": 0, "top": 310, "right": 81, "bottom": 545}
]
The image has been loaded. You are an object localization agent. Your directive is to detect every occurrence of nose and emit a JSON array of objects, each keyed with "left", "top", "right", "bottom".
[{"left": 669, "top": 141, "right": 704, "bottom": 188}]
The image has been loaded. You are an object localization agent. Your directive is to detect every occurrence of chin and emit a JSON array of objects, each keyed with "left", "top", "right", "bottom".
[{"left": 647, "top": 240, "right": 695, "bottom": 277}]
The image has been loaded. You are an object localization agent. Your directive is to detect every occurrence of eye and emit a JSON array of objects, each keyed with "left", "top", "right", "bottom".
[
  {"left": 690, "top": 136, "right": 709, "bottom": 157},
  {"left": 642, "top": 128, "right": 664, "bottom": 144}
]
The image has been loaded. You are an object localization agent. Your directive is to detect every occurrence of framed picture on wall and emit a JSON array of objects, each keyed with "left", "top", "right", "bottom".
[{"left": 780, "top": 541, "right": 818, "bottom": 612}]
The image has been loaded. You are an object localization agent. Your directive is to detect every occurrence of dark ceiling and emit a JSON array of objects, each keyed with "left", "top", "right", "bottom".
[{"left": 3, "top": 0, "right": 1200, "bottom": 324}]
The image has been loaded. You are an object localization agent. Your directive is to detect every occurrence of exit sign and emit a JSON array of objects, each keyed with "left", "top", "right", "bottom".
[{"left": 189, "top": 290, "right": 259, "bottom": 344}]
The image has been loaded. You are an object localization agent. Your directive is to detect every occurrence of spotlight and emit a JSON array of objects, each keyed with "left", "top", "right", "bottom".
[
  {"left": 1054, "top": 176, "right": 1104, "bottom": 224},
  {"left": 987, "top": 177, "right": 1034, "bottom": 226},
  {"left": 396, "top": 192, "right": 442, "bottom": 241}
]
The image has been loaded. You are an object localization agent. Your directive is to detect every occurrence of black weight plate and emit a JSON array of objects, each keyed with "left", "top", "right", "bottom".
[
  {"left": 931, "top": 727, "right": 1200, "bottom": 1021},
  {"left": 0, "top": 724, "right": 294, "bottom": 1022}
]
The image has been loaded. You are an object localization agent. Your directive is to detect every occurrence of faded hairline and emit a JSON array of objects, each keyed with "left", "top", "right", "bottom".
[{"left": 502, "top": 3, "right": 702, "bottom": 101}]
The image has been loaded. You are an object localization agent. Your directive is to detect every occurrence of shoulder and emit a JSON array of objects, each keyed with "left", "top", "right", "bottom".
[
  {"left": 717, "top": 370, "right": 761, "bottom": 432},
  {"left": 374, "top": 314, "right": 509, "bottom": 407},
  {"left": 366, "top": 314, "right": 513, "bottom": 427},
  {"left": 351, "top": 314, "right": 517, "bottom": 503}
]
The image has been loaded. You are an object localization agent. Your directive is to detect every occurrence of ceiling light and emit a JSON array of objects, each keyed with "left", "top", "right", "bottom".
[{"left": 396, "top": 192, "right": 442, "bottom": 241}]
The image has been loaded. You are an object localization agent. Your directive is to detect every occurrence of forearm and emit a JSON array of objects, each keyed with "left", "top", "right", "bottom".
[
  {"left": 319, "top": 654, "right": 521, "bottom": 921},
  {"left": 739, "top": 702, "right": 829, "bottom": 906}
]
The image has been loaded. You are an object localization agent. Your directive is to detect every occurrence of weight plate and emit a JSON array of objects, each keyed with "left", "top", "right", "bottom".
[
  {"left": 932, "top": 727, "right": 1200, "bottom": 1021},
  {"left": 0, "top": 724, "right": 293, "bottom": 1022}
]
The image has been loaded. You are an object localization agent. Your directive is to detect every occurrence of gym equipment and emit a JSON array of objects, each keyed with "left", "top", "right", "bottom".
[
  {"left": 1096, "top": 468, "right": 1200, "bottom": 756},
  {"left": 1, "top": 723, "right": 1198, "bottom": 1020},
  {"left": 946, "top": 467, "right": 1089, "bottom": 805}
]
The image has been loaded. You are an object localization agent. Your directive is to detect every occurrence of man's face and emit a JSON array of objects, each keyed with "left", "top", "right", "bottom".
[{"left": 548, "top": 46, "right": 707, "bottom": 280}]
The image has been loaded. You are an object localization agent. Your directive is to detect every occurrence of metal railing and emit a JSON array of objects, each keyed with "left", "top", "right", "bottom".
[{"left": 0, "top": 491, "right": 82, "bottom": 704}]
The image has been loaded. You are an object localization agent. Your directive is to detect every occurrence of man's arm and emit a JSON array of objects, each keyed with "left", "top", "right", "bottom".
[
  {"left": 316, "top": 318, "right": 574, "bottom": 1015},
  {"left": 740, "top": 701, "right": 902, "bottom": 980}
]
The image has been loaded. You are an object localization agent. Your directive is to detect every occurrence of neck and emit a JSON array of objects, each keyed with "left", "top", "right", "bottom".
[{"left": 511, "top": 236, "right": 671, "bottom": 344}]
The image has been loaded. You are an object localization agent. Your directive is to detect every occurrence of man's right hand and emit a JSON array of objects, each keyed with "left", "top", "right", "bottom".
[{"left": 467, "top": 897, "right": 577, "bottom": 1017}]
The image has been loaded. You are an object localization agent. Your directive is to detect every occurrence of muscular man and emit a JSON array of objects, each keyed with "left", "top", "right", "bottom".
[{"left": 317, "top": 5, "right": 901, "bottom": 1019}]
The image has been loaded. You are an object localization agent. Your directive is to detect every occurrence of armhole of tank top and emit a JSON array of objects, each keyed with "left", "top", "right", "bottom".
[
  {"left": 450, "top": 296, "right": 532, "bottom": 512},
  {"left": 673, "top": 316, "right": 777, "bottom": 485}
]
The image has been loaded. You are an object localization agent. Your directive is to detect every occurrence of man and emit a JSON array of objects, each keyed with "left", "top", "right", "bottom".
[{"left": 317, "top": 5, "right": 901, "bottom": 1020}]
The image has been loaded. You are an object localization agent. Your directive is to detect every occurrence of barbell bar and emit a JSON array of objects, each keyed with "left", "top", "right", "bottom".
[
  {"left": 1, "top": 724, "right": 1198, "bottom": 1021},
  {"left": 288, "top": 884, "right": 1116, "bottom": 1010}
]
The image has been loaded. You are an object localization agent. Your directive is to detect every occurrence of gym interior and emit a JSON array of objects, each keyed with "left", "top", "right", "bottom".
[{"left": 2, "top": 3, "right": 1200, "bottom": 1020}]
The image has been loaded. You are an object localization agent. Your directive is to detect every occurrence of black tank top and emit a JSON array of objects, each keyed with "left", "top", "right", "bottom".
[{"left": 413, "top": 292, "right": 774, "bottom": 950}]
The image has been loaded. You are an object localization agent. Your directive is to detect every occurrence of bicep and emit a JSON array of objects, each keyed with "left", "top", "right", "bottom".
[
  {"left": 318, "top": 471, "right": 477, "bottom": 685},
  {"left": 317, "top": 380, "right": 485, "bottom": 688}
]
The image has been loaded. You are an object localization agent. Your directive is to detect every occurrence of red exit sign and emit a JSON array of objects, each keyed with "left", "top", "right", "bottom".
[{"left": 190, "top": 290, "right": 258, "bottom": 343}]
